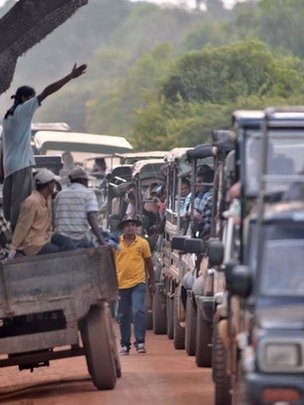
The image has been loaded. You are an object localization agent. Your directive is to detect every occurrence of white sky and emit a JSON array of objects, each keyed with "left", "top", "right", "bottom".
[
  {"left": 0, "top": 0, "right": 241, "bottom": 10},
  {"left": 130, "top": 0, "right": 239, "bottom": 9}
]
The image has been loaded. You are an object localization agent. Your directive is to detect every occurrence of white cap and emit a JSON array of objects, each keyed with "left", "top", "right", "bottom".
[{"left": 35, "top": 169, "right": 56, "bottom": 185}]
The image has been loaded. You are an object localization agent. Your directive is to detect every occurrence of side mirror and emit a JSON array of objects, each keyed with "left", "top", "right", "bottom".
[
  {"left": 207, "top": 238, "right": 224, "bottom": 266},
  {"left": 171, "top": 236, "right": 187, "bottom": 251},
  {"left": 184, "top": 238, "right": 206, "bottom": 255},
  {"left": 228, "top": 265, "right": 252, "bottom": 298}
]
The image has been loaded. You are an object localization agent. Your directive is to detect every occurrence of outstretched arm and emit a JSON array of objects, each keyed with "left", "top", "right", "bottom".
[
  {"left": 87, "top": 211, "right": 105, "bottom": 246},
  {"left": 38, "top": 63, "right": 87, "bottom": 103}
]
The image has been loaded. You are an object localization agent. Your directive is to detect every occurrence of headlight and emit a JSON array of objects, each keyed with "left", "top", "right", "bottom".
[{"left": 265, "top": 343, "right": 300, "bottom": 368}]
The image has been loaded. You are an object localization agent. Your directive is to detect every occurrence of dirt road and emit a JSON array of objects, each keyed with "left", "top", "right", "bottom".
[{"left": 0, "top": 329, "right": 214, "bottom": 405}]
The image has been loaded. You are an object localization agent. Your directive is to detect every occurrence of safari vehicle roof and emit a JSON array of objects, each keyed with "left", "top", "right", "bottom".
[
  {"left": 33, "top": 131, "right": 133, "bottom": 155},
  {"left": 263, "top": 107, "right": 304, "bottom": 128},
  {"left": 212, "top": 130, "right": 236, "bottom": 152},
  {"left": 31, "top": 122, "right": 71, "bottom": 133},
  {"left": 232, "top": 110, "right": 264, "bottom": 129},
  {"left": 164, "top": 147, "right": 192, "bottom": 163},
  {"left": 132, "top": 159, "right": 165, "bottom": 181},
  {"left": 186, "top": 144, "right": 213, "bottom": 160},
  {"left": 108, "top": 165, "right": 133, "bottom": 181},
  {"left": 115, "top": 151, "right": 167, "bottom": 165}
]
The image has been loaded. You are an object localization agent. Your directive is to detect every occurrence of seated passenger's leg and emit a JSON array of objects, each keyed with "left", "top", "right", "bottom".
[
  {"left": 51, "top": 234, "right": 76, "bottom": 251},
  {"left": 37, "top": 243, "right": 60, "bottom": 255}
]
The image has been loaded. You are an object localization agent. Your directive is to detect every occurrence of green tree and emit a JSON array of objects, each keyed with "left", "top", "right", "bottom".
[
  {"left": 132, "top": 40, "right": 304, "bottom": 150},
  {"left": 86, "top": 43, "right": 173, "bottom": 137}
]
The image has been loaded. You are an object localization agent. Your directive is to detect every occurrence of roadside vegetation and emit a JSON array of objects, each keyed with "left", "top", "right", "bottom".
[{"left": 3, "top": 0, "right": 304, "bottom": 149}]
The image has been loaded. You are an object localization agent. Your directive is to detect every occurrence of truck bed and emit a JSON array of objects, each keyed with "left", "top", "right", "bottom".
[{"left": 0, "top": 247, "right": 118, "bottom": 318}]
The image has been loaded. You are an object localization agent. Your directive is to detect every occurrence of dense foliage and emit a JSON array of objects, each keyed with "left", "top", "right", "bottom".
[{"left": 2, "top": 0, "right": 304, "bottom": 150}]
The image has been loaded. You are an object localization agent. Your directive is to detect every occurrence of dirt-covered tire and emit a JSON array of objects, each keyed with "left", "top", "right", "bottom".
[
  {"left": 173, "top": 285, "right": 185, "bottom": 350},
  {"left": 82, "top": 304, "right": 117, "bottom": 390},
  {"left": 166, "top": 295, "right": 174, "bottom": 340},
  {"left": 152, "top": 288, "right": 167, "bottom": 334},
  {"left": 145, "top": 288, "right": 153, "bottom": 330},
  {"left": 185, "top": 293, "right": 196, "bottom": 356},
  {"left": 213, "top": 320, "right": 231, "bottom": 405},
  {"left": 195, "top": 310, "right": 212, "bottom": 367}
]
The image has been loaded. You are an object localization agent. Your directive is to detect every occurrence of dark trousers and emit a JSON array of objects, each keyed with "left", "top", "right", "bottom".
[
  {"left": 117, "top": 283, "right": 146, "bottom": 348},
  {"left": 37, "top": 234, "right": 76, "bottom": 255},
  {"left": 3, "top": 167, "right": 33, "bottom": 232}
]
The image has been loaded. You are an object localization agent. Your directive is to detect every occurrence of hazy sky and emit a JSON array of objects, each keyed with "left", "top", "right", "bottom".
[
  {"left": 130, "top": 0, "right": 239, "bottom": 9},
  {"left": 0, "top": 0, "right": 241, "bottom": 10}
]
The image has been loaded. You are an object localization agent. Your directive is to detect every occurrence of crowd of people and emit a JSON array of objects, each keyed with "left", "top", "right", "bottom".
[{"left": 0, "top": 62, "right": 215, "bottom": 356}]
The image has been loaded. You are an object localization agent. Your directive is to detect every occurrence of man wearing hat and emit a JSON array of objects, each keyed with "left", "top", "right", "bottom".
[
  {"left": 115, "top": 216, "right": 156, "bottom": 355},
  {"left": 54, "top": 166, "right": 105, "bottom": 247},
  {"left": 9, "top": 169, "right": 76, "bottom": 259}
]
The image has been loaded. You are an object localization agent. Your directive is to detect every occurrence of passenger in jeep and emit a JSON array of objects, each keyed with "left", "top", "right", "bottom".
[{"left": 193, "top": 165, "right": 214, "bottom": 239}]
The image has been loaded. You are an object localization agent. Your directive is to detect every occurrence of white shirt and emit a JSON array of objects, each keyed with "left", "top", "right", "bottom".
[
  {"left": 54, "top": 182, "right": 98, "bottom": 240},
  {"left": 2, "top": 97, "right": 39, "bottom": 177}
]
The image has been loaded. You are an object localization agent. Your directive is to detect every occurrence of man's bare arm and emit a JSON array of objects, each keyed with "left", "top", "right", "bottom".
[
  {"left": 87, "top": 211, "right": 105, "bottom": 245},
  {"left": 38, "top": 63, "right": 87, "bottom": 103},
  {"left": 145, "top": 257, "right": 156, "bottom": 293}
]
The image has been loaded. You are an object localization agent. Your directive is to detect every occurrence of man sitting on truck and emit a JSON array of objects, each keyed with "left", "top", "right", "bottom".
[
  {"left": 54, "top": 166, "right": 105, "bottom": 247},
  {"left": 8, "top": 169, "right": 76, "bottom": 258}
]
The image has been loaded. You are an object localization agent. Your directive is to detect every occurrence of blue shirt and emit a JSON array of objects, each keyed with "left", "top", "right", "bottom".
[{"left": 2, "top": 97, "right": 40, "bottom": 177}]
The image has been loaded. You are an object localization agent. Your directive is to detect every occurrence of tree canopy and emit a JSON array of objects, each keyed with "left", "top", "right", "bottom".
[{"left": 3, "top": 0, "right": 304, "bottom": 151}]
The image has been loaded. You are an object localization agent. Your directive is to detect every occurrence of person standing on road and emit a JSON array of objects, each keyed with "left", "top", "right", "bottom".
[
  {"left": 54, "top": 166, "right": 105, "bottom": 247},
  {"left": 8, "top": 169, "right": 76, "bottom": 259},
  {"left": 2, "top": 63, "right": 87, "bottom": 231},
  {"left": 115, "top": 216, "right": 156, "bottom": 355}
]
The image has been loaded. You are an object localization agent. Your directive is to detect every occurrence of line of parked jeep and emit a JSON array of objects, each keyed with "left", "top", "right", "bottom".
[{"left": 131, "top": 107, "right": 303, "bottom": 405}]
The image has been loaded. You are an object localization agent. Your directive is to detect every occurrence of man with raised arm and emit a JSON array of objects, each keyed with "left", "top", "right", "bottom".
[{"left": 2, "top": 63, "right": 87, "bottom": 231}]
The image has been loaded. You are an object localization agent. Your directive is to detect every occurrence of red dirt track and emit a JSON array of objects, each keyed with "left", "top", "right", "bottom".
[{"left": 0, "top": 329, "right": 214, "bottom": 404}]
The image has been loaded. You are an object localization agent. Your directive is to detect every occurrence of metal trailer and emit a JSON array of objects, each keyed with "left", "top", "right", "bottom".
[{"left": 0, "top": 247, "right": 120, "bottom": 390}]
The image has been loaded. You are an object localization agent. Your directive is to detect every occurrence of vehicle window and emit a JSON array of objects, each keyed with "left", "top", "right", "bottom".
[
  {"left": 261, "top": 233, "right": 304, "bottom": 296},
  {"left": 245, "top": 130, "right": 304, "bottom": 197}
]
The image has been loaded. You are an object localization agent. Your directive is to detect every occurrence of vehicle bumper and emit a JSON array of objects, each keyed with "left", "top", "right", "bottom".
[{"left": 246, "top": 372, "right": 304, "bottom": 405}]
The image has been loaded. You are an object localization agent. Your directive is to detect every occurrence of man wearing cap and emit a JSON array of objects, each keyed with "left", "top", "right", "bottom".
[
  {"left": 54, "top": 166, "right": 105, "bottom": 247},
  {"left": 8, "top": 169, "right": 76, "bottom": 259},
  {"left": 115, "top": 216, "right": 155, "bottom": 355}
]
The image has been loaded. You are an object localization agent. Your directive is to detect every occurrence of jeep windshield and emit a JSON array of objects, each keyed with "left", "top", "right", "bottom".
[
  {"left": 260, "top": 224, "right": 304, "bottom": 296},
  {"left": 244, "top": 130, "right": 304, "bottom": 198}
]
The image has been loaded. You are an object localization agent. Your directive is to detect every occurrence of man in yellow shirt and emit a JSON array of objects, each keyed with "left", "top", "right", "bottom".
[{"left": 115, "top": 216, "right": 155, "bottom": 355}]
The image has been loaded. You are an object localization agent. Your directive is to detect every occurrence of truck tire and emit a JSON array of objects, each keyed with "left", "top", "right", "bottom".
[
  {"left": 173, "top": 286, "right": 185, "bottom": 350},
  {"left": 213, "top": 320, "right": 231, "bottom": 405},
  {"left": 107, "top": 307, "right": 122, "bottom": 379},
  {"left": 82, "top": 304, "right": 117, "bottom": 390},
  {"left": 185, "top": 293, "right": 196, "bottom": 356},
  {"left": 195, "top": 310, "right": 212, "bottom": 367},
  {"left": 146, "top": 309, "right": 153, "bottom": 330},
  {"left": 145, "top": 288, "right": 153, "bottom": 330},
  {"left": 152, "top": 288, "right": 167, "bottom": 334},
  {"left": 166, "top": 295, "right": 174, "bottom": 340}
]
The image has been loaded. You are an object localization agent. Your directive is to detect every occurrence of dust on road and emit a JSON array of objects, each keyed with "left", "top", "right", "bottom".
[{"left": 0, "top": 330, "right": 214, "bottom": 405}]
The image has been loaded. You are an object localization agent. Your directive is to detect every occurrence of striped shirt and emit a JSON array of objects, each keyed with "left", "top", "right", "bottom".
[{"left": 54, "top": 183, "right": 98, "bottom": 240}]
